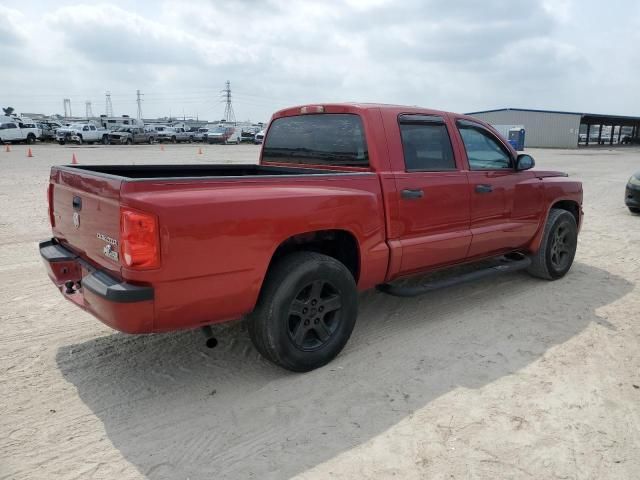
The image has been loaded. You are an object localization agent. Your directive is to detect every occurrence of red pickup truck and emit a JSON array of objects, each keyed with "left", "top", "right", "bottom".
[{"left": 41, "top": 103, "right": 583, "bottom": 371}]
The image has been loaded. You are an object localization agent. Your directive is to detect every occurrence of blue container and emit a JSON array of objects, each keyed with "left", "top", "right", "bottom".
[{"left": 508, "top": 128, "right": 525, "bottom": 151}]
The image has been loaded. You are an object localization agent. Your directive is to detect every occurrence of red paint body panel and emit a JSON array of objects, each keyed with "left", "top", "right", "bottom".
[{"left": 42, "top": 103, "right": 583, "bottom": 334}]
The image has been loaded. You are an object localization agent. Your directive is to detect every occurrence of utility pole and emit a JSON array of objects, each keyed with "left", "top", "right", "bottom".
[
  {"left": 221, "top": 80, "right": 236, "bottom": 125},
  {"left": 85, "top": 101, "right": 93, "bottom": 118},
  {"left": 105, "top": 91, "right": 113, "bottom": 117},
  {"left": 63, "top": 98, "right": 72, "bottom": 118},
  {"left": 136, "top": 89, "right": 143, "bottom": 119}
]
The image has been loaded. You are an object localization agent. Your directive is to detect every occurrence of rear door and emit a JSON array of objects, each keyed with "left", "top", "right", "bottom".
[
  {"left": 453, "top": 119, "right": 542, "bottom": 258},
  {"left": 51, "top": 168, "right": 123, "bottom": 275},
  {"left": 391, "top": 114, "right": 472, "bottom": 275}
]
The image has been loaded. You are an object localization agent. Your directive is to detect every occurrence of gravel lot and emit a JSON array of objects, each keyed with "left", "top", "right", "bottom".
[{"left": 1, "top": 143, "right": 639, "bottom": 480}]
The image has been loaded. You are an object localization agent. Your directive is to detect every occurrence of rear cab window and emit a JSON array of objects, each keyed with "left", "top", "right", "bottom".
[
  {"left": 398, "top": 114, "right": 456, "bottom": 171},
  {"left": 262, "top": 114, "right": 369, "bottom": 167}
]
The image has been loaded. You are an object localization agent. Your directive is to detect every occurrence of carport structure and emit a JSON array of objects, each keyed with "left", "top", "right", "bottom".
[
  {"left": 579, "top": 113, "right": 640, "bottom": 147},
  {"left": 467, "top": 108, "right": 640, "bottom": 148}
]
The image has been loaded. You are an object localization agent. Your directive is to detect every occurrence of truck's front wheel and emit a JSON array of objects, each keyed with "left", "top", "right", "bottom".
[
  {"left": 248, "top": 252, "right": 358, "bottom": 372},
  {"left": 527, "top": 208, "right": 577, "bottom": 280}
]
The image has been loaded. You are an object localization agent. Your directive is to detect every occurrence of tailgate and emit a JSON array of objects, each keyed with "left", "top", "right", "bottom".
[{"left": 50, "top": 167, "right": 122, "bottom": 276}]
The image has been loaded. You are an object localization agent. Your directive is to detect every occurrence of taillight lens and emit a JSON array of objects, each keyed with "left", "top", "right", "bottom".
[
  {"left": 47, "top": 183, "right": 55, "bottom": 227},
  {"left": 120, "top": 207, "right": 160, "bottom": 269}
]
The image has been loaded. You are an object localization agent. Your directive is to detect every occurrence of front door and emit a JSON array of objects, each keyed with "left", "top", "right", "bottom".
[
  {"left": 454, "top": 120, "right": 542, "bottom": 258},
  {"left": 393, "top": 114, "right": 472, "bottom": 276}
]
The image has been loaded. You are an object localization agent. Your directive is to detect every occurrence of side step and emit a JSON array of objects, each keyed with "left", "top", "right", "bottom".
[{"left": 376, "top": 255, "right": 532, "bottom": 298}]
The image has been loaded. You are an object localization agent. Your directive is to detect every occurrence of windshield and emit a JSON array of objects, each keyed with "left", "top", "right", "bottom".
[
  {"left": 262, "top": 114, "right": 369, "bottom": 167},
  {"left": 116, "top": 127, "right": 130, "bottom": 132},
  {"left": 211, "top": 127, "right": 226, "bottom": 133},
  {"left": 69, "top": 124, "right": 86, "bottom": 129}
]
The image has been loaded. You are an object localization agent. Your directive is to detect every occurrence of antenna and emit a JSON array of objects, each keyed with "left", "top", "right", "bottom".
[
  {"left": 85, "top": 101, "right": 93, "bottom": 118},
  {"left": 136, "top": 89, "right": 144, "bottom": 119},
  {"left": 105, "top": 91, "right": 113, "bottom": 117},
  {"left": 63, "top": 98, "right": 72, "bottom": 118},
  {"left": 221, "top": 80, "right": 236, "bottom": 125}
]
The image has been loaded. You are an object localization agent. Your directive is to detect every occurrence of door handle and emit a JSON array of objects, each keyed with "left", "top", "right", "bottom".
[
  {"left": 401, "top": 188, "right": 424, "bottom": 199},
  {"left": 475, "top": 184, "right": 493, "bottom": 194}
]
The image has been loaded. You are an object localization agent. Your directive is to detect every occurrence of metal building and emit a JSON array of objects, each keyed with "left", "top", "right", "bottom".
[{"left": 467, "top": 108, "right": 640, "bottom": 149}]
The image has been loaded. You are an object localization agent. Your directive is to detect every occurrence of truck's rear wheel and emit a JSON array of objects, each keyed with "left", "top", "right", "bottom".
[
  {"left": 102, "top": 135, "right": 109, "bottom": 145},
  {"left": 527, "top": 208, "right": 577, "bottom": 280},
  {"left": 26, "top": 134, "right": 35, "bottom": 145},
  {"left": 75, "top": 135, "right": 83, "bottom": 145},
  {"left": 248, "top": 252, "right": 358, "bottom": 372}
]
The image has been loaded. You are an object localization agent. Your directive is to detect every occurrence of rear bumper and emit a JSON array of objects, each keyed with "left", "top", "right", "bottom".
[{"left": 39, "top": 239, "right": 155, "bottom": 333}]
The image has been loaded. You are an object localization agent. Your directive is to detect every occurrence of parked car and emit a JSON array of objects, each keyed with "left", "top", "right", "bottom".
[
  {"left": 40, "top": 103, "right": 583, "bottom": 372},
  {"left": 626, "top": 171, "right": 640, "bottom": 213},
  {"left": 108, "top": 126, "right": 155, "bottom": 145},
  {"left": 207, "top": 125, "right": 240, "bottom": 144},
  {"left": 254, "top": 129, "right": 266, "bottom": 144},
  {"left": 0, "top": 120, "right": 38, "bottom": 144},
  {"left": 56, "top": 123, "right": 109, "bottom": 145},
  {"left": 156, "top": 126, "right": 193, "bottom": 143},
  {"left": 240, "top": 127, "right": 259, "bottom": 143},
  {"left": 193, "top": 127, "right": 210, "bottom": 142}
]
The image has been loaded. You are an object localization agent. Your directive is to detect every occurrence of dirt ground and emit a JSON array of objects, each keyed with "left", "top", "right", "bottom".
[{"left": 1, "top": 143, "right": 639, "bottom": 480}]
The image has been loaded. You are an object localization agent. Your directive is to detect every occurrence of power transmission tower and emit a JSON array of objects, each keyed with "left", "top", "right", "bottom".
[
  {"left": 63, "top": 98, "right": 72, "bottom": 118},
  {"left": 85, "top": 101, "right": 93, "bottom": 118},
  {"left": 105, "top": 91, "right": 113, "bottom": 117},
  {"left": 136, "top": 89, "right": 144, "bottom": 119},
  {"left": 221, "top": 80, "right": 236, "bottom": 124}
]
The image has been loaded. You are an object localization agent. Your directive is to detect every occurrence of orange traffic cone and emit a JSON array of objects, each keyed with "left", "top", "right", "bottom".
[
  {"left": 71, "top": 153, "right": 78, "bottom": 165},
  {"left": 27, "top": 148, "right": 33, "bottom": 157},
  {"left": 197, "top": 147, "right": 203, "bottom": 155},
  {"left": 5, "top": 144, "right": 11, "bottom": 152},
  {"left": 160, "top": 144, "right": 165, "bottom": 151}
]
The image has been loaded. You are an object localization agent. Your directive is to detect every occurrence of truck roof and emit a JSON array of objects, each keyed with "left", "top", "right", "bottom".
[{"left": 271, "top": 102, "right": 475, "bottom": 123}]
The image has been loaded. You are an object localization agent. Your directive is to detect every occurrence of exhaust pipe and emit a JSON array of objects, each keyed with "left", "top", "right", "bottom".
[{"left": 201, "top": 325, "right": 218, "bottom": 349}]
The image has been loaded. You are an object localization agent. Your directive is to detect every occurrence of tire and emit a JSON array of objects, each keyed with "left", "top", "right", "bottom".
[
  {"left": 126, "top": 138, "right": 133, "bottom": 145},
  {"left": 248, "top": 252, "right": 358, "bottom": 372},
  {"left": 58, "top": 140, "right": 65, "bottom": 145},
  {"left": 188, "top": 136, "right": 194, "bottom": 143},
  {"left": 75, "top": 135, "right": 83, "bottom": 145},
  {"left": 148, "top": 137, "right": 154, "bottom": 144},
  {"left": 102, "top": 135, "right": 109, "bottom": 145},
  {"left": 26, "top": 134, "right": 35, "bottom": 145},
  {"left": 527, "top": 208, "right": 578, "bottom": 280},
  {"left": 171, "top": 136, "right": 177, "bottom": 144},
  {"left": 629, "top": 207, "right": 640, "bottom": 214}
]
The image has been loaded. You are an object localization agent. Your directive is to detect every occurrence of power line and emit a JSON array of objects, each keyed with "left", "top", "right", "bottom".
[
  {"left": 221, "top": 80, "right": 236, "bottom": 124},
  {"left": 136, "top": 89, "right": 144, "bottom": 119},
  {"left": 105, "top": 91, "right": 113, "bottom": 116},
  {"left": 63, "top": 98, "right": 71, "bottom": 117}
]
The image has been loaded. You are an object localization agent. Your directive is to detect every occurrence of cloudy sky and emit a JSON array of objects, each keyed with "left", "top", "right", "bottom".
[{"left": 1, "top": 0, "right": 638, "bottom": 122}]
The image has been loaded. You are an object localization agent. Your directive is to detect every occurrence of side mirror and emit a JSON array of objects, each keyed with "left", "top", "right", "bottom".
[{"left": 516, "top": 154, "right": 535, "bottom": 171}]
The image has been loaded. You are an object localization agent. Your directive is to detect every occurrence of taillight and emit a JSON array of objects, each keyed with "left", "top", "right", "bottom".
[
  {"left": 47, "top": 183, "right": 55, "bottom": 227},
  {"left": 120, "top": 207, "right": 160, "bottom": 269}
]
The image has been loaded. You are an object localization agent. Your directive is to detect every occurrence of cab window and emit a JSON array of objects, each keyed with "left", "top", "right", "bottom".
[
  {"left": 399, "top": 115, "right": 455, "bottom": 171},
  {"left": 457, "top": 121, "right": 512, "bottom": 170}
]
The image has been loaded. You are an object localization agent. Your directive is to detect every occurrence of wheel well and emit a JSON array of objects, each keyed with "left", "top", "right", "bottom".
[
  {"left": 551, "top": 200, "right": 580, "bottom": 226},
  {"left": 270, "top": 230, "right": 360, "bottom": 282}
]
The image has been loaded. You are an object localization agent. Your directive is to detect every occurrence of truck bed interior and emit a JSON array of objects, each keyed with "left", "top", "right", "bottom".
[{"left": 63, "top": 164, "right": 346, "bottom": 179}]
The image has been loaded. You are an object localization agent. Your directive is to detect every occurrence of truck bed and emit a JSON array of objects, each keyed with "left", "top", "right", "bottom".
[{"left": 64, "top": 164, "right": 350, "bottom": 179}]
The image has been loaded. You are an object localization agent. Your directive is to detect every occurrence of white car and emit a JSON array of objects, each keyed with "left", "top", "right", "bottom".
[
  {"left": 56, "top": 123, "right": 110, "bottom": 145},
  {"left": 206, "top": 126, "right": 240, "bottom": 144},
  {"left": 0, "top": 120, "right": 38, "bottom": 144},
  {"left": 254, "top": 129, "right": 266, "bottom": 144}
]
